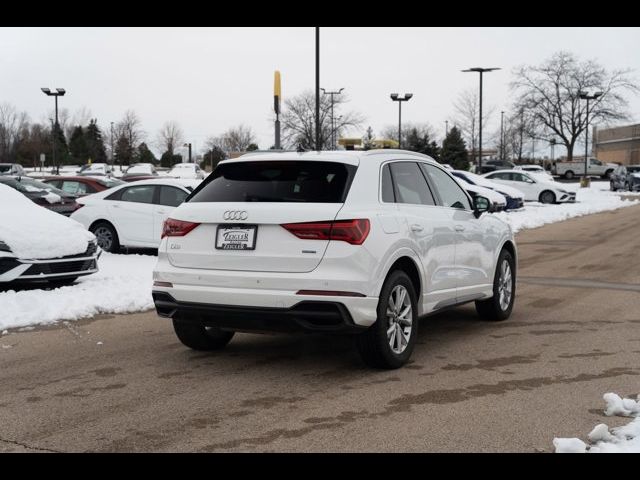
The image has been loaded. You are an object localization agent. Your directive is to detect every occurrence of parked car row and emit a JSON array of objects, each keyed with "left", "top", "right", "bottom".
[{"left": 0, "top": 176, "right": 82, "bottom": 215}]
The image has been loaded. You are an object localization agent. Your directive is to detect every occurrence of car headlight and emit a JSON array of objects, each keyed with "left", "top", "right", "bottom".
[
  {"left": 0, "top": 240, "right": 11, "bottom": 252},
  {"left": 557, "top": 189, "right": 569, "bottom": 194}
]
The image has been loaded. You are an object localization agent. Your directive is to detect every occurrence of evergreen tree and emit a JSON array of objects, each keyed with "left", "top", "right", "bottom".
[
  {"left": 136, "top": 142, "right": 156, "bottom": 164},
  {"left": 404, "top": 127, "right": 441, "bottom": 160},
  {"left": 160, "top": 151, "right": 182, "bottom": 167},
  {"left": 246, "top": 143, "right": 259, "bottom": 151},
  {"left": 114, "top": 134, "right": 133, "bottom": 166},
  {"left": 85, "top": 119, "right": 107, "bottom": 163},
  {"left": 69, "top": 126, "right": 90, "bottom": 164},
  {"left": 52, "top": 122, "right": 71, "bottom": 165},
  {"left": 440, "top": 126, "right": 469, "bottom": 171},
  {"left": 363, "top": 126, "right": 376, "bottom": 150}
]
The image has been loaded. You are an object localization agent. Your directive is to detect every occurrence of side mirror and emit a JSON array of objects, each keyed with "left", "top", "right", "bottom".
[{"left": 473, "top": 195, "right": 490, "bottom": 218}]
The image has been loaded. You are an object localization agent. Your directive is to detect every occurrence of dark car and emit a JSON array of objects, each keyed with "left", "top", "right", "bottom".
[
  {"left": 0, "top": 176, "right": 81, "bottom": 216},
  {"left": 610, "top": 165, "right": 640, "bottom": 192},
  {"left": 42, "top": 175, "right": 125, "bottom": 196},
  {"left": 477, "top": 160, "right": 516, "bottom": 174}
]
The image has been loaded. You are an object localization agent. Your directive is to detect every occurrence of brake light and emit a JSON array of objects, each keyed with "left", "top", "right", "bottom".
[
  {"left": 281, "top": 219, "right": 370, "bottom": 245},
  {"left": 161, "top": 218, "right": 200, "bottom": 239}
]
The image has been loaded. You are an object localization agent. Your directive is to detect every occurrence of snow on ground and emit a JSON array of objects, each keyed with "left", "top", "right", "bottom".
[
  {"left": 554, "top": 393, "right": 640, "bottom": 453},
  {"left": 493, "top": 181, "right": 640, "bottom": 233},
  {"left": 0, "top": 252, "right": 157, "bottom": 330}
]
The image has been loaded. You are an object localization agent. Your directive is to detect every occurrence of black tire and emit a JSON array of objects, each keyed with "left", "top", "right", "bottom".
[
  {"left": 626, "top": 182, "right": 632, "bottom": 192},
  {"left": 564, "top": 170, "right": 574, "bottom": 180},
  {"left": 475, "top": 249, "right": 516, "bottom": 321},
  {"left": 355, "top": 270, "right": 418, "bottom": 369},
  {"left": 172, "top": 319, "right": 235, "bottom": 351},
  {"left": 610, "top": 182, "right": 616, "bottom": 191},
  {"left": 539, "top": 190, "right": 556, "bottom": 204},
  {"left": 604, "top": 170, "right": 613, "bottom": 180},
  {"left": 90, "top": 221, "right": 120, "bottom": 253},
  {"left": 48, "top": 276, "right": 78, "bottom": 287}
]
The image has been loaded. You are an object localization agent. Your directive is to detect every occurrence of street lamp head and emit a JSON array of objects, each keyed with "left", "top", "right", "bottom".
[
  {"left": 404, "top": 93, "right": 413, "bottom": 101},
  {"left": 320, "top": 87, "right": 326, "bottom": 94},
  {"left": 390, "top": 93, "right": 399, "bottom": 101},
  {"left": 41, "top": 87, "right": 51, "bottom": 94},
  {"left": 338, "top": 88, "right": 344, "bottom": 94},
  {"left": 462, "top": 67, "right": 501, "bottom": 73},
  {"left": 594, "top": 91, "right": 604, "bottom": 99},
  {"left": 56, "top": 88, "right": 66, "bottom": 95}
]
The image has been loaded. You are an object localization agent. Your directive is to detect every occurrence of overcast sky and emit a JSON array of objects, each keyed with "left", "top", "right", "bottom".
[{"left": 1, "top": 27, "right": 639, "bottom": 158}]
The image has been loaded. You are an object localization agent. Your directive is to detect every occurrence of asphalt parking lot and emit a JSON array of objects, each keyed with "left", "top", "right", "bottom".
[{"left": 1, "top": 204, "right": 639, "bottom": 452}]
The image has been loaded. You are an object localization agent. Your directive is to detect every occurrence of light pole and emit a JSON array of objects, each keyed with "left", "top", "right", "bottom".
[
  {"left": 549, "top": 138, "right": 557, "bottom": 172},
  {"left": 183, "top": 143, "right": 192, "bottom": 163},
  {"left": 321, "top": 87, "right": 344, "bottom": 150},
  {"left": 500, "top": 111, "right": 505, "bottom": 161},
  {"left": 110, "top": 121, "right": 115, "bottom": 169},
  {"left": 315, "top": 27, "right": 320, "bottom": 151},
  {"left": 41, "top": 87, "right": 66, "bottom": 175},
  {"left": 462, "top": 67, "right": 500, "bottom": 172},
  {"left": 445, "top": 120, "right": 449, "bottom": 137},
  {"left": 578, "top": 90, "right": 603, "bottom": 187},
  {"left": 390, "top": 93, "right": 413, "bottom": 149}
]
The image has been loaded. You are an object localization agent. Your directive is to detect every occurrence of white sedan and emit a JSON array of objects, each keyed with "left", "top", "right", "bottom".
[
  {"left": 71, "top": 179, "right": 201, "bottom": 252},
  {"left": 168, "top": 163, "right": 205, "bottom": 179},
  {"left": 483, "top": 170, "right": 576, "bottom": 204},
  {"left": 514, "top": 164, "right": 555, "bottom": 182}
]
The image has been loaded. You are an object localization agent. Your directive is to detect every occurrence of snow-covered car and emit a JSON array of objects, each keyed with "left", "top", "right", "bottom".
[
  {"left": 0, "top": 176, "right": 81, "bottom": 216},
  {"left": 78, "top": 163, "right": 113, "bottom": 177},
  {"left": 71, "top": 178, "right": 201, "bottom": 252},
  {"left": 168, "top": 163, "right": 205, "bottom": 179},
  {"left": 514, "top": 164, "right": 555, "bottom": 182},
  {"left": 0, "top": 183, "right": 100, "bottom": 286},
  {"left": 0, "top": 163, "right": 25, "bottom": 176},
  {"left": 454, "top": 176, "right": 506, "bottom": 211},
  {"left": 123, "top": 163, "right": 158, "bottom": 178},
  {"left": 610, "top": 165, "right": 640, "bottom": 192},
  {"left": 450, "top": 170, "right": 525, "bottom": 210},
  {"left": 483, "top": 170, "right": 576, "bottom": 204}
]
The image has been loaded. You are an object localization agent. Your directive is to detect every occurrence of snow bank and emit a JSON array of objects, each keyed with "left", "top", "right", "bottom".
[
  {"left": 0, "top": 252, "right": 157, "bottom": 330},
  {"left": 494, "top": 182, "right": 639, "bottom": 233},
  {"left": 554, "top": 394, "right": 640, "bottom": 453},
  {"left": 0, "top": 183, "right": 94, "bottom": 259}
]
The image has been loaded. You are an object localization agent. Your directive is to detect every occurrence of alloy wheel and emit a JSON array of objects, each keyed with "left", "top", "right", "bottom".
[
  {"left": 386, "top": 285, "right": 413, "bottom": 354},
  {"left": 498, "top": 260, "right": 513, "bottom": 311}
]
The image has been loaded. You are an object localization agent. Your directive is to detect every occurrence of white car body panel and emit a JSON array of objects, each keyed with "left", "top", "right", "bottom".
[{"left": 153, "top": 150, "right": 516, "bottom": 327}]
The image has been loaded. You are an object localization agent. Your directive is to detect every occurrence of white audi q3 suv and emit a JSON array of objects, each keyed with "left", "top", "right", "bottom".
[{"left": 152, "top": 150, "right": 517, "bottom": 368}]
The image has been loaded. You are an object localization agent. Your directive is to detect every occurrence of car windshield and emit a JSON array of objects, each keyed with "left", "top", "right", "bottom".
[
  {"left": 0, "top": 178, "right": 34, "bottom": 193},
  {"left": 0, "top": 164, "right": 13, "bottom": 173}
]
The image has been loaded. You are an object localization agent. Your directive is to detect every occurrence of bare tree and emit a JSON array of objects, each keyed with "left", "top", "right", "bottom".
[
  {"left": 451, "top": 88, "right": 495, "bottom": 163},
  {"left": 380, "top": 122, "right": 436, "bottom": 148},
  {"left": 511, "top": 51, "right": 639, "bottom": 161},
  {"left": 114, "top": 110, "right": 146, "bottom": 166},
  {"left": 220, "top": 125, "right": 257, "bottom": 152},
  {"left": 64, "top": 107, "right": 93, "bottom": 139},
  {"left": 156, "top": 121, "right": 185, "bottom": 155},
  {"left": 281, "top": 90, "right": 364, "bottom": 150},
  {"left": 0, "top": 103, "right": 29, "bottom": 162}
]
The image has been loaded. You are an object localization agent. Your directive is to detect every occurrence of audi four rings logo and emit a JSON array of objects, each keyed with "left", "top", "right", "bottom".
[{"left": 223, "top": 210, "right": 248, "bottom": 221}]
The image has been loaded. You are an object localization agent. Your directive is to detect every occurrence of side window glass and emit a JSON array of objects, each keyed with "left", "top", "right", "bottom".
[
  {"left": 381, "top": 164, "right": 395, "bottom": 202},
  {"left": 120, "top": 185, "right": 155, "bottom": 204},
  {"left": 389, "top": 162, "right": 435, "bottom": 206},
  {"left": 159, "top": 186, "right": 188, "bottom": 207},
  {"left": 422, "top": 164, "right": 472, "bottom": 210}
]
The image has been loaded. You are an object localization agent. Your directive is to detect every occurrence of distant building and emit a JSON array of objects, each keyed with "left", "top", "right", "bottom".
[{"left": 593, "top": 123, "right": 640, "bottom": 165}]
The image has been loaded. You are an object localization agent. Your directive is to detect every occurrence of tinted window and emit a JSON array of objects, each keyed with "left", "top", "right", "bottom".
[
  {"left": 381, "top": 164, "right": 395, "bottom": 202},
  {"left": 488, "top": 172, "right": 511, "bottom": 180},
  {"left": 422, "top": 164, "right": 472, "bottom": 210},
  {"left": 513, "top": 173, "right": 534, "bottom": 183},
  {"left": 189, "top": 161, "right": 356, "bottom": 203},
  {"left": 389, "top": 162, "right": 435, "bottom": 205},
  {"left": 159, "top": 186, "right": 188, "bottom": 207},
  {"left": 44, "top": 179, "right": 62, "bottom": 189},
  {"left": 119, "top": 185, "right": 155, "bottom": 204}
]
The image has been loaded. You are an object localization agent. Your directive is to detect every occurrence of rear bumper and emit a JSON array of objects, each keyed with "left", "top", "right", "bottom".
[{"left": 152, "top": 291, "right": 368, "bottom": 334}]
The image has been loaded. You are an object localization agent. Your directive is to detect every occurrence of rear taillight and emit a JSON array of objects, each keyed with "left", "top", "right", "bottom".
[
  {"left": 281, "top": 219, "right": 370, "bottom": 245},
  {"left": 161, "top": 218, "right": 200, "bottom": 239}
]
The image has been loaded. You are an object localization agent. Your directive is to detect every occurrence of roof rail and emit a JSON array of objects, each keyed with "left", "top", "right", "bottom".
[{"left": 363, "top": 149, "right": 436, "bottom": 160}]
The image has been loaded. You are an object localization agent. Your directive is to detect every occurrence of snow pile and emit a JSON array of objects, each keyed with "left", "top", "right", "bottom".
[
  {"left": 0, "top": 252, "right": 157, "bottom": 330},
  {"left": 494, "top": 183, "right": 639, "bottom": 233},
  {"left": 0, "top": 183, "right": 94, "bottom": 259},
  {"left": 554, "top": 393, "right": 640, "bottom": 453}
]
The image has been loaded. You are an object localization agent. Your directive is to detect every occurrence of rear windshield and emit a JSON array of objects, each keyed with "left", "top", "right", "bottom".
[{"left": 188, "top": 161, "right": 357, "bottom": 203}]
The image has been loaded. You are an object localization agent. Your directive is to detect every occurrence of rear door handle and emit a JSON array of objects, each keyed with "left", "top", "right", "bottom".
[
  {"left": 455, "top": 225, "right": 465, "bottom": 232},
  {"left": 410, "top": 224, "right": 424, "bottom": 232}
]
